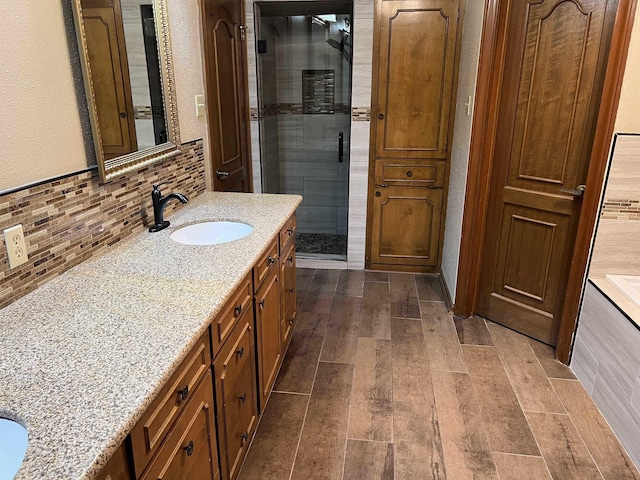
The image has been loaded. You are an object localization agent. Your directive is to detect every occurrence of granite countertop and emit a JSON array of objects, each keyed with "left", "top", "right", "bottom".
[{"left": 0, "top": 192, "right": 301, "bottom": 480}]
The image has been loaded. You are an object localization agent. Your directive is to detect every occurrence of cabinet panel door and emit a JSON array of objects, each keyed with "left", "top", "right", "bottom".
[
  {"left": 374, "top": 0, "right": 459, "bottom": 159},
  {"left": 255, "top": 268, "right": 281, "bottom": 410},
  {"left": 369, "top": 186, "right": 443, "bottom": 266},
  {"left": 140, "top": 371, "right": 219, "bottom": 480}
]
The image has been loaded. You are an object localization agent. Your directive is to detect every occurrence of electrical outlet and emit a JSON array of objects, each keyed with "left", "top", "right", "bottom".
[{"left": 4, "top": 224, "right": 28, "bottom": 269}]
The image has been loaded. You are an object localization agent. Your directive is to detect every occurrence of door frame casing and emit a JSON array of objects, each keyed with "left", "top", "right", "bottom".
[{"left": 454, "top": 0, "right": 638, "bottom": 363}]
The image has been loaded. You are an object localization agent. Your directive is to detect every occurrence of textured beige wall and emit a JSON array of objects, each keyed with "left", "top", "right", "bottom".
[
  {"left": 0, "top": 2, "right": 208, "bottom": 192},
  {"left": 615, "top": 5, "right": 640, "bottom": 133},
  {"left": 0, "top": 3, "right": 88, "bottom": 190},
  {"left": 441, "top": 0, "right": 486, "bottom": 301}
]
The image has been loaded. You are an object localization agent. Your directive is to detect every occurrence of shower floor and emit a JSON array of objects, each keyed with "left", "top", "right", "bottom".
[{"left": 296, "top": 233, "right": 347, "bottom": 258}]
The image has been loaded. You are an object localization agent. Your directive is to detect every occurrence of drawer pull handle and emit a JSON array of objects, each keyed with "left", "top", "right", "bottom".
[
  {"left": 239, "top": 393, "right": 247, "bottom": 404},
  {"left": 241, "top": 432, "right": 249, "bottom": 444},
  {"left": 286, "top": 228, "right": 294, "bottom": 235},
  {"left": 184, "top": 441, "right": 194, "bottom": 457},
  {"left": 267, "top": 256, "right": 276, "bottom": 266},
  {"left": 234, "top": 305, "right": 242, "bottom": 317},
  {"left": 177, "top": 385, "right": 189, "bottom": 402},
  {"left": 236, "top": 347, "right": 244, "bottom": 358},
  {"left": 289, "top": 288, "right": 294, "bottom": 295},
  {"left": 287, "top": 256, "right": 293, "bottom": 264},
  {"left": 289, "top": 318, "right": 294, "bottom": 325},
  {"left": 259, "top": 299, "right": 265, "bottom": 308},
  {"left": 406, "top": 170, "right": 413, "bottom": 177}
]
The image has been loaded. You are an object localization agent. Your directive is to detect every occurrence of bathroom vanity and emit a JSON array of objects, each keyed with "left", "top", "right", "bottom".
[{"left": 0, "top": 192, "right": 301, "bottom": 480}]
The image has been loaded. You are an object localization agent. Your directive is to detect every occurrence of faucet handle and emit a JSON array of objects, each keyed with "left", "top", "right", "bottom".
[{"left": 152, "top": 181, "right": 173, "bottom": 192}]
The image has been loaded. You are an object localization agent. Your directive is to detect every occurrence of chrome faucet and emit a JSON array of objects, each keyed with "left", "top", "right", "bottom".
[{"left": 149, "top": 181, "right": 188, "bottom": 232}]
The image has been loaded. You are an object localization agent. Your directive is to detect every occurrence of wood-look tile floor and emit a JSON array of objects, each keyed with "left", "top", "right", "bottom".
[{"left": 239, "top": 269, "right": 640, "bottom": 480}]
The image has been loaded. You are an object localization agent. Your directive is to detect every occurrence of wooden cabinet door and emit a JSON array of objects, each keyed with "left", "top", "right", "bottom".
[
  {"left": 255, "top": 267, "right": 281, "bottom": 410},
  {"left": 477, "top": 0, "right": 616, "bottom": 345},
  {"left": 140, "top": 371, "right": 219, "bottom": 480},
  {"left": 369, "top": 186, "right": 443, "bottom": 267},
  {"left": 214, "top": 312, "right": 258, "bottom": 480},
  {"left": 280, "top": 242, "right": 297, "bottom": 349},
  {"left": 202, "top": 0, "right": 251, "bottom": 192},
  {"left": 373, "top": 0, "right": 459, "bottom": 160},
  {"left": 81, "top": 0, "right": 137, "bottom": 159},
  {"left": 96, "top": 442, "right": 132, "bottom": 480}
]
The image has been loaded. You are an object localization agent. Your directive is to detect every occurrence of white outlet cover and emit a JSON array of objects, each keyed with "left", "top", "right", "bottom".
[{"left": 4, "top": 224, "right": 28, "bottom": 269}]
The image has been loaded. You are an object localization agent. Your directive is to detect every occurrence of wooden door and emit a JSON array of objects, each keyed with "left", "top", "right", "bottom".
[
  {"left": 374, "top": 0, "right": 459, "bottom": 160},
  {"left": 81, "top": 0, "right": 137, "bottom": 160},
  {"left": 477, "top": 0, "right": 617, "bottom": 345},
  {"left": 370, "top": 186, "right": 443, "bottom": 266},
  {"left": 255, "top": 268, "right": 281, "bottom": 410},
  {"left": 202, "top": 0, "right": 252, "bottom": 192}
]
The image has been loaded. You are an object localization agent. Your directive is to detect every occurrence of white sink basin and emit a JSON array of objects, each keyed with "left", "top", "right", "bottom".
[
  {"left": 170, "top": 221, "right": 253, "bottom": 245},
  {"left": 0, "top": 418, "right": 28, "bottom": 479}
]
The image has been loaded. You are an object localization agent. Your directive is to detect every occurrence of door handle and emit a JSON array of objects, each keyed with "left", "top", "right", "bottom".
[
  {"left": 338, "top": 132, "right": 344, "bottom": 163},
  {"left": 216, "top": 170, "right": 230, "bottom": 179},
  {"left": 560, "top": 184, "right": 585, "bottom": 197}
]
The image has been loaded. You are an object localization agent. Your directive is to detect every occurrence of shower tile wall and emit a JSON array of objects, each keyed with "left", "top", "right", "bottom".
[
  {"left": 260, "top": 15, "right": 351, "bottom": 236},
  {"left": 121, "top": 0, "right": 155, "bottom": 149},
  {"left": 247, "top": 0, "right": 374, "bottom": 268}
]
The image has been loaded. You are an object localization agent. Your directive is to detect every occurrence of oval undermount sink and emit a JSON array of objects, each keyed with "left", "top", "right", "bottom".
[
  {"left": 170, "top": 221, "right": 253, "bottom": 246},
  {"left": 0, "top": 418, "right": 28, "bottom": 479}
]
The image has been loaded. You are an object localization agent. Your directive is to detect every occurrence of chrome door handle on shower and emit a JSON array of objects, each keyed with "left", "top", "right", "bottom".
[
  {"left": 560, "top": 184, "right": 585, "bottom": 197},
  {"left": 338, "top": 132, "right": 344, "bottom": 163}
]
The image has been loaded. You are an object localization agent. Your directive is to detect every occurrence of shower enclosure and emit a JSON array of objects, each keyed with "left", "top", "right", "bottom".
[{"left": 255, "top": 1, "right": 353, "bottom": 261}]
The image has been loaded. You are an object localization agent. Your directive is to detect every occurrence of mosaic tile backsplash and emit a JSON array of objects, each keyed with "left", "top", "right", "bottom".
[
  {"left": 0, "top": 139, "right": 205, "bottom": 309},
  {"left": 601, "top": 199, "right": 640, "bottom": 220}
]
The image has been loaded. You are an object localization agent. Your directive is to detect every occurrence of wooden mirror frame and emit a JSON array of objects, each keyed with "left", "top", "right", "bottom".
[{"left": 71, "top": 0, "right": 181, "bottom": 183}]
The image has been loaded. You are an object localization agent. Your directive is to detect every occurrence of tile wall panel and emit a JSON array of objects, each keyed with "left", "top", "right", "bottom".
[
  {"left": 0, "top": 140, "right": 205, "bottom": 309},
  {"left": 572, "top": 283, "right": 640, "bottom": 467}
]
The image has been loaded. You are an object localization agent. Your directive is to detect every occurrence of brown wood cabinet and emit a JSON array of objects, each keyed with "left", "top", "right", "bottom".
[
  {"left": 140, "top": 371, "right": 219, "bottom": 480},
  {"left": 97, "top": 212, "right": 297, "bottom": 480},
  {"left": 366, "top": 0, "right": 461, "bottom": 272},
  {"left": 96, "top": 442, "right": 132, "bottom": 480},
  {"left": 214, "top": 308, "right": 258, "bottom": 480},
  {"left": 254, "top": 266, "right": 281, "bottom": 411}
]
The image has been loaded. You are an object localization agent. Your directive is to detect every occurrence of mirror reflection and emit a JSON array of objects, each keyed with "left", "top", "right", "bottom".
[{"left": 80, "top": 0, "right": 167, "bottom": 160}]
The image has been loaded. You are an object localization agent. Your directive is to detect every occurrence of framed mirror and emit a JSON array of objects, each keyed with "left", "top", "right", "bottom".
[{"left": 72, "top": 0, "right": 180, "bottom": 182}]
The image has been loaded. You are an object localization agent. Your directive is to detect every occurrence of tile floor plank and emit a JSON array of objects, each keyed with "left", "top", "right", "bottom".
[
  {"left": 348, "top": 338, "right": 393, "bottom": 441},
  {"left": 365, "top": 271, "right": 389, "bottom": 283},
  {"left": 291, "top": 362, "right": 354, "bottom": 480},
  {"left": 527, "top": 338, "right": 576, "bottom": 380},
  {"left": 359, "top": 281, "right": 391, "bottom": 339},
  {"left": 454, "top": 316, "right": 494, "bottom": 346},
  {"left": 421, "top": 301, "right": 468, "bottom": 373},
  {"left": 343, "top": 440, "right": 394, "bottom": 480},
  {"left": 492, "top": 453, "right": 551, "bottom": 480},
  {"left": 431, "top": 370, "right": 498, "bottom": 479},
  {"left": 415, "top": 275, "right": 446, "bottom": 302},
  {"left": 309, "top": 269, "right": 341, "bottom": 293},
  {"left": 391, "top": 317, "right": 433, "bottom": 403},
  {"left": 389, "top": 274, "right": 421, "bottom": 319},
  {"left": 296, "top": 268, "right": 316, "bottom": 292},
  {"left": 551, "top": 379, "right": 640, "bottom": 479},
  {"left": 337, "top": 270, "right": 365, "bottom": 297},
  {"left": 462, "top": 345, "right": 540, "bottom": 455},
  {"left": 395, "top": 440, "right": 446, "bottom": 480},
  {"left": 526, "top": 411, "right": 604, "bottom": 480},
  {"left": 239, "top": 393, "right": 309, "bottom": 479},
  {"left": 321, "top": 295, "right": 361, "bottom": 364},
  {"left": 487, "top": 323, "right": 565, "bottom": 414},
  {"left": 274, "top": 312, "right": 327, "bottom": 394}
]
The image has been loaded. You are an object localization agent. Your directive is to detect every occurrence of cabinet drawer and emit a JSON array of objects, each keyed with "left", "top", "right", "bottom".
[
  {"left": 375, "top": 160, "right": 445, "bottom": 187},
  {"left": 253, "top": 238, "right": 279, "bottom": 289},
  {"left": 140, "top": 371, "right": 218, "bottom": 480},
  {"left": 279, "top": 214, "right": 296, "bottom": 254},
  {"left": 280, "top": 242, "right": 297, "bottom": 348},
  {"left": 214, "top": 311, "right": 258, "bottom": 480},
  {"left": 131, "top": 331, "right": 211, "bottom": 478},
  {"left": 211, "top": 272, "right": 252, "bottom": 357}
]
